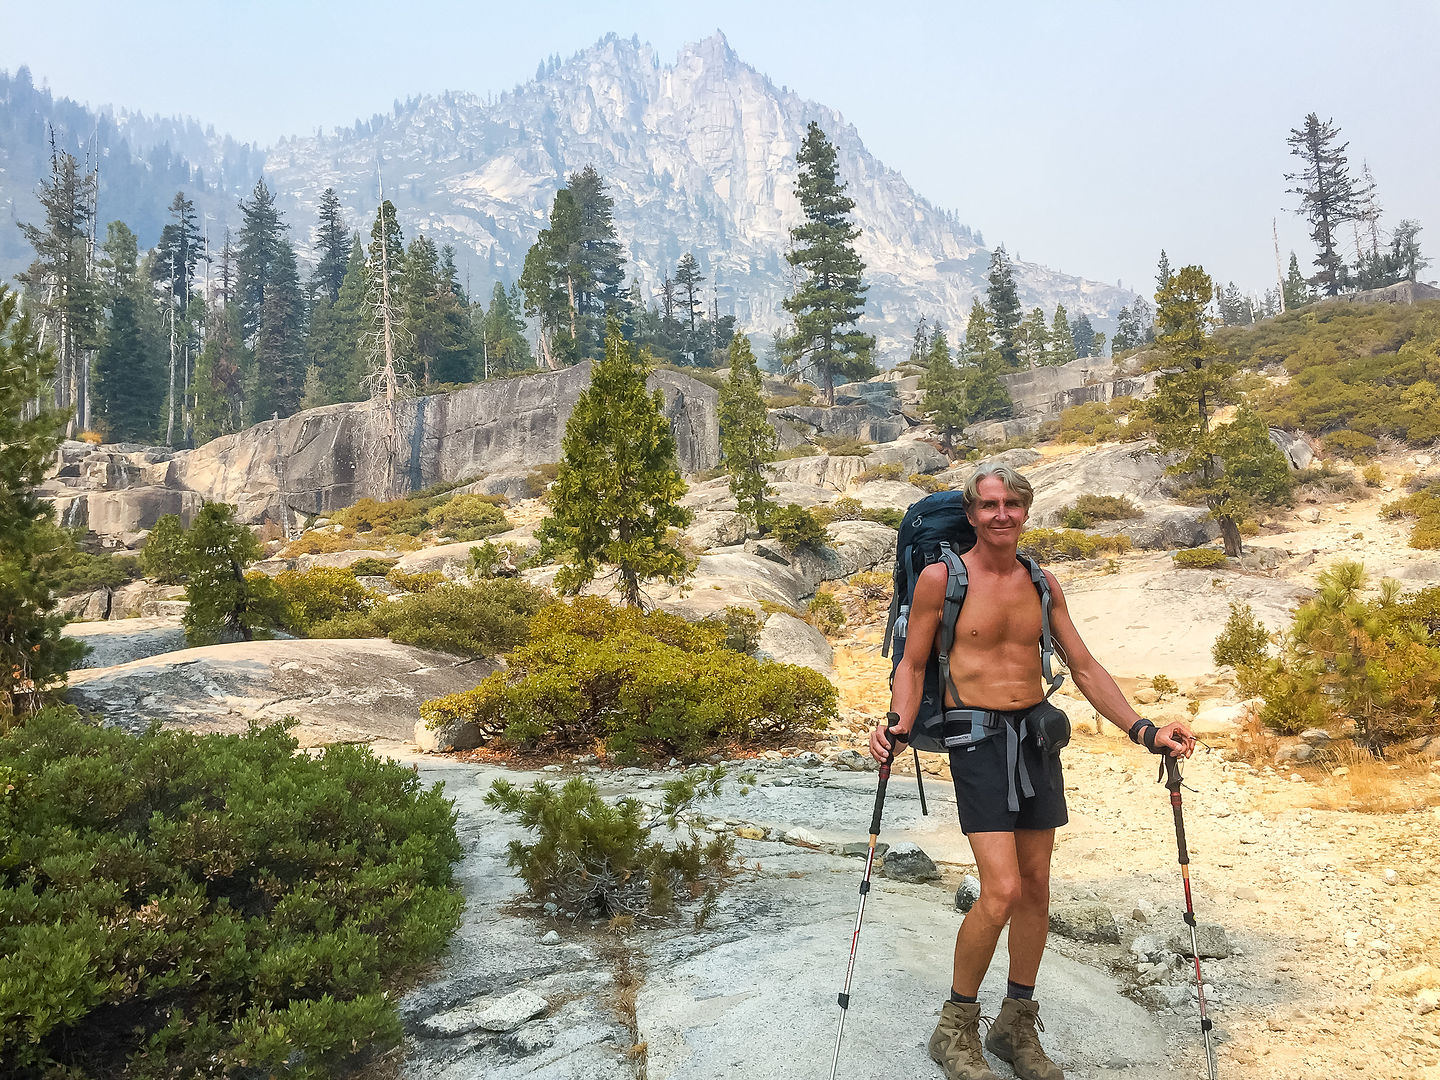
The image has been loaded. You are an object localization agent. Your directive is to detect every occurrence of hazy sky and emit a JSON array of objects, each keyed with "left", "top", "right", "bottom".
[{"left": 4, "top": 0, "right": 1437, "bottom": 298}]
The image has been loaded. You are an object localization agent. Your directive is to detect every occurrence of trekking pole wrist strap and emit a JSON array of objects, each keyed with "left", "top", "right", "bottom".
[{"left": 1129, "top": 718, "right": 1161, "bottom": 751}]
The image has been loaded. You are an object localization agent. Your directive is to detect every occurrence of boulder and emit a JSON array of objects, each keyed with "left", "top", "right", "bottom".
[
  {"left": 1094, "top": 506, "right": 1220, "bottom": 551},
  {"left": 766, "top": 442, "right": 948, "bottom": 492},
  {"left": 1270, "top": 429, "right": 1315, "bottom": 470},
  {"left": 684, "top": 511, "right": 749, "bottom": 551},
  {"left": 680, "top": 477, "right": 741, "bottom": 513},
  {"left": 1027, "top": 444, "right": 1179, "bottom": 526},
  {"left": 110, "top": 581, "right": 186, "bottom": 619},
  {"left": 1189, "top": 700, "right": 1260, "bottom": 739},
  {"left": 770, "top": 402, "right": 908, "bottom": 445},
  {"left": 57, "top": 588, "right": 112, "bottom": 622},
  {"left": 477, "top": 989, "right": 549, "bottom": 1033},
  {"left": 954, "top": 875, "right": 982, "bottom": 912},
  {"left": 1049, "top": 901, "right": 1121, "bottom": 944},
  {"left": 394, "top": 541, "right": 487, "bottom": 577},
  {"left": 66, "top": 638, "right": 497, "bottom": 746},
  {"left": 754, "top": 613, "right": 832, "bottom": 674},
  {"left": 745, "top": 519, "right": 895, "bottom": 600},
  {"left": 416, "top": 713, "right": 488, "bottom": 754},
  {"left": 1169, "top": 924, "right": 1233, "bottom": 960},
  {"left": 849, "top": 479, "right": 927, "bottom": 513},
  {"left": 65, "top": 617, "right": 187, "bottom": 669},
  {"left": 880, "top": 841, "right": 940, "bottom": 884}
]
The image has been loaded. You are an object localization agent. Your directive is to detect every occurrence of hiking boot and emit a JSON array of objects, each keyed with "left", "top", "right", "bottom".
[
  {"left": 928, "top": 1000, "right": 999, "bottom": 1080},
  {"left": 984, "top": 997, "right": 1064, "bottom": 1080}
]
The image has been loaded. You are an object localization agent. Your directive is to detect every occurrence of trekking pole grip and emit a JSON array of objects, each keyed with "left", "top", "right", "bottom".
[
  {"left": 869, "top": 728, "right": 902, "bottom": 836},
  {"left": 1162, "top": 756, "right": 1189, "bottom": 866}
]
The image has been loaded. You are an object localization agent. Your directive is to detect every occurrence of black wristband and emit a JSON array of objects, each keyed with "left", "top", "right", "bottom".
[{"left": 1128, "top": 719, "right": 1156, "bottom": 747}]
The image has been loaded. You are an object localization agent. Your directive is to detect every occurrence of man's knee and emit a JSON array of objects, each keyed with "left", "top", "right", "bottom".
[
  {"left": 1017, "top": 865, "right": 1051, "bottom": 903},
  {"left": 976, "top": 876, "right": 1022, "bottom": 921}
]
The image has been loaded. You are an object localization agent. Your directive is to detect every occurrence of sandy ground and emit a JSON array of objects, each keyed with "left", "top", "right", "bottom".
[{"left": 813, "top": 457, "right": 1440, "bottom": 1078}]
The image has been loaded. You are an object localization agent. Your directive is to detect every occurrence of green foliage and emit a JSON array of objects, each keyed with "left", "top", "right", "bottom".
[
  {"left": 273, "top": 567, "right": 377, "bottom": 634},
  {"left": 426, "top": 493, "right": 510, "bottom": 541},
  {"left": 856, "top": 461, "right": 903, "bottom": 483},
  {"left": 1212, "top": 601, "right": 1272, "bottom": 680},
  {"left": 917, "top": 327, "right": 967, "bottom": 449},
  {"left": 1398, "top": 585, "right": 1440, "bottom": 635},
  {"left": 807, "top": 590, "right": 847, "bottom": 635},
  {"left": 141, "top": 513, "right": 189, "bottom": 583},
  {"left": 1173, "top": 547, "right": 1228, "bottom": 569},
  {"left": 1286, "top": 113, "right": 1369, "bottom": 297},
  {"left": 347, "top": 555, "right": 399, "bottom": 577},
  {"left": 484, "top": 770, "right": 735, "bottom": 920},
  {"left": 1381, "top": 483, "right": 1440, "bottom": 549},
  {"left": 49, "top": 547, "right": 142, "bottom": 597},
  {"left": 909, "top": 472, "right": 948, "bottom": 494},
  {"left": 386, "top": 568, "right": 446, "bottom": 593},
  {"left": 1150, "top": 673, "right": 1178, "bottom": 697},
  {"left": 1259, "top": 561, "right": 1440, "bottom": 747},
  {"left": 814, "top": 435, "right": 874, "bottom": 456},
  {"left": 1362, "top": 464, "right": 1385, "bottom": 488},
  {"left": 718, "top": 335, "right": 778, "bottom": 526},
  {"left": 181, "top": 503, "right": 270, "bottom": 646},
  {"left": 862, "top": 507, "right": 905, "bottom": 529},
  {"left": 0, "top": 707, "right": 463, "bottom": 1077},
  {"left": 1324, "top": 429, "right": 1379, "bottom": 460},
  {"left": 1057, "top": 494, "right": 1142, "bottom": 528},
  {"left": 537, "top": 321, "right": 691, "bottom": 606},
  {"left": 1055, "top": 397, "right": 1140, "bottom": 444},
  {"left": 987, "top": 247, "right": 1023, "bottom": 369},
  {"left": 468, "top": 540, "right": 531, "bottom": 578},
  {"left": 813, "top": 496, "right": 864, "bottom": 524},
  {"left": 766, "top": 504, "right": 828, "bottom": 548},
  {"left": 1019, "top": 528, "right": 1132, "bottom": 562},
  {"left": 782, "top": 122, "right": 876, "bottom": 403},
  {"left": 421, "top": 597, "right": 837, "bottom": 760},
  {"left": 370, "top": 579, "right": 547, "bottom": 656},
  {"left": 1, "top": 287, "right": 85, "bottom": 715},
  {"left": 704, "top": 605, "right": 765, "bottom": 654}
]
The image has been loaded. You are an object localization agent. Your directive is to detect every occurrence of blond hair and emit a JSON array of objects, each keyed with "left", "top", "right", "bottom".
[{"left": 962, "top": 461, "right": 1034, "bottom": 511}]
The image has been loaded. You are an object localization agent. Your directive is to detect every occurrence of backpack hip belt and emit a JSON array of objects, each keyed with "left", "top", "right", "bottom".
[{"left": 940, "top": 707, "right": 1038, "bottom": 814}]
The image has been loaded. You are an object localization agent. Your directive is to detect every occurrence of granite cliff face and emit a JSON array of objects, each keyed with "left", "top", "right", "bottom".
[
  {"left": 42, "top": 365, "right": 719, "bottom": 530},
  {"left": 261, "top": 33, "right": 1132, "bottom": 361}
]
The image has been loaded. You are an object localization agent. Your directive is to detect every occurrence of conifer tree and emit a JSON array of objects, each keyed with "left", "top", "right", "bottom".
[
  {"left": 181, "top": 502, "right": 270, "bottom": 646},
  {"left": 718, "top": 333, "right": 777, "bottom": 526},
  {"left": 960, "top": 298, "right": 995, "bottom": 368},
  {"left": 537, "top": 320, "right": 691, "bottom": 607},
  {"left": 0, "top": 286, "right": 85, "bottom": 715},
  {"left": 1283, "top": 253, "right": 1310, "bottom": 310},
  {"left": 1047, "top": 304, "right": 1077, "bottom": 366},
  {"left": 152, "top": 191, "right": 203, "bottom": 311},
  {"left": 674, "top": 253, "right": 705, "bottom": 352},
  {"left": 986, "top": 246, "right": 1022, "bottom": 369},
  {"left": 1388, "top": 220, "right": 1429, "bottom": 283},
  {"left": 478, "top": 282, "right": 534, "bottom": 376},
  {"left": 236, "top": 179, "right": 306, "bottom": 419},
  {"left": 782, "top": 122, "right": 875, "bottom": 403},
  {"left": 1018, "top": 306, "right": 1050, "bottom": 367},
  {"left": 94, "top": 222, "right": 166, "bottom": 442},
  {"left": 1286, "top": 113, "right": 1371, "bottom": 296},
  {"left": 193, "top": 303, "right": 249, "bottom": 441},
  {"left": 918, "top": 328, "right": 966, "bottom": 452},
  {"left": 312, "top": 188, "right": 349, "bottom": 302},
  {"left": 1070, "top": 313, "right": 1096, "bottom": 358},
  {"left": 1155, "top": 250, "right": 1172, "bottom": 296},
  {"left": 953, "top": 301, "right": 1012, "bottom": 424},
  {"left": 303, "top": 235, "right": 366, "bottom": 405},
  {"left": 1112, "top": 306, "right": 1137, "bottom": 353}
]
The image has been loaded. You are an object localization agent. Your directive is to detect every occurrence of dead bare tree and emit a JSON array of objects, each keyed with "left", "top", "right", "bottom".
[{"left": 361, "top": 173, "right": 413, "bottom": 501}]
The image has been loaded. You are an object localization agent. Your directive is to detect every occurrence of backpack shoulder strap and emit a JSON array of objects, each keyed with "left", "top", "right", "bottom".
[
  {"left": 935, "top": 543, "right": 968, "bottom": 709},
  {"left": 1020, "top": 554, "right": 1066, "bottom": 697}
]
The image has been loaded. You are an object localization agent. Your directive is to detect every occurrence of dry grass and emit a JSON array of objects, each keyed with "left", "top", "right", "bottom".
[
  {"left": 606, "top": 946, "right": 648, "bottom": 1079},
  {"left": 1230, "top": 702, "right": 1279, "bottom": 766},
  {"left": 1314, "top": 744, "right": 1440, "bottom": 814}
]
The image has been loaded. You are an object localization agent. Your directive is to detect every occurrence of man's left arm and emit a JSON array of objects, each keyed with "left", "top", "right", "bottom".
[{"left": 1044, "top": 570, "right": 1194, "bottom": 757}]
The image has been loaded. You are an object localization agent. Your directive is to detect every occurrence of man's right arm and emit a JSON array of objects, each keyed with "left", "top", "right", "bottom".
[{"left": 870, "top": 561, "right": 947, "bottom": 763}]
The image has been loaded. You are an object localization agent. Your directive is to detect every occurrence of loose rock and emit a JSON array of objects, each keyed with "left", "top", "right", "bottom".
[
  {"left": 1048, "top": 901, "right": 1121, "bottom": 944},
  {"left": 1169, "top": 923, "right": 1233, "bottom": 960},
  {"left": 477, "top": 988, "right": 549, "bottom": 1033},
  {"left": 954, "top": 875, "right": 981, "bottom": 913},
  {"left": 881, "top": 841, "right": 940, "bottom": 884}
]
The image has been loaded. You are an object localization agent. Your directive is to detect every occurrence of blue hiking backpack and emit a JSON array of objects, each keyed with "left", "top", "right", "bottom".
[{"left": 880, "top": 491, "right": 1064, "bottom": 758}]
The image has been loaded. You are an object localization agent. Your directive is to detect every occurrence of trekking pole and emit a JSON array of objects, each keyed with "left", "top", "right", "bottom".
[
  {"left": 1161, "top": 754, "right": 1218, "bottom": 1080},
  {"left": 829, "top": 724, "right": 903, "bottom": 1080}
]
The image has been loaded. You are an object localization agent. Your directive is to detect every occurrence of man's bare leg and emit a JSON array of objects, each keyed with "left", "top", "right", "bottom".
[
  {"left": 1005, "top": 828, "right": 1056, "bottom": 986},
  {"left": 951, "top": 832, "right": 1022, "bottom": 996}
]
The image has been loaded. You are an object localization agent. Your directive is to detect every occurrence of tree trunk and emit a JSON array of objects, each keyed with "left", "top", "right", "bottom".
[{"left": 1218, "top": 514, "right": 1242, "bottom": 558}]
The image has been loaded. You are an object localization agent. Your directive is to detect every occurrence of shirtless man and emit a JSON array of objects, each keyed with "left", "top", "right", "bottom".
[{"left": 869, "top": 462, "right": 1194, "bottom": 1080}]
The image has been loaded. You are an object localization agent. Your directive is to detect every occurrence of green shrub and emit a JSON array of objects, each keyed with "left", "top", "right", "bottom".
[
  {"left": 1362, "top": 464, "right": 1385, "bottom": 488},
  {"left": 909, "top": 472, "right": 948, "bottom": 494},
  {"left": 1173, "top": 547, "right": 1228, "bottom": 569},
  {"left": 348, "top": 555, "right": 399, "bottom": 576},
  {"left": 183, "top": 504, "right": 272, "bottom": 646},
  {"left": 1150, "top": 673, "right": 1178, "bottom": 697},
  {"left": 0, "top": 708, "right": 463, "bottom": 1078},
  {"left": 386, "top": 568, "right": 447, "bottom": 594},
  {"left": 485, "top": 769, "right": 735, "bottom": 921},
  {"left": 807, "top": 589, "right": 847, "bottom": 635},
  {"left": 420, "top": 597, "right": 837, "bottom": 759},
  {"left": 813, "top": 496, "right": 863, "bottom": 526},
  {"left": 1055, "top": 397, "right": 1140, "bottom": 445},
  {"left": 849, "top": 570, "right": 892, "bottom": 604},
  {"left": 1212, "top": 601, "right": 1272, "bottom": 671},
  {"left": 1019, "top": 528, "right": 1132, "bottom": 562},
  {"left": 1381, "top": 484, "right": 1440, "bottom": 549},
  {"left": 425, "top": 493, "right": 511, "bottom": 541},
  {"left": 333, "top": 494, "right": 437, "bottom": 537},
  {"left": 307, "top": 610, "right": 385, "bottom": 639},
  {"left": 815, "top": 436, "right": 874, "bottom": 456},
  {"left": 522, "top": 462, "right": 561, "bottom": 499},
  {"left": 469, "top": 539, "right": 531, "bottom": 578},
  {"left": 1292, "top": 463, "right": 1365, "bottom": 501},
  {"left": 1325, "top": 430, "right": 1379, "bottom": 461},
  {"left": 50, "top": 548, "right": 142, "bottom": 597},
  {"left": 862, "top": 507, "right": 905, "bottom": 529},
  {"left": 767, "top": 503, "right": 828, "bottom": 548},
  {"left": 273, "top": 567, "right": 377, "bottom": 634},
  {"left": 703, "top": 605, "right": 765, "bottom": 654},
  {"left": 856, "top": 461, "right": 903, "bottom": 483},
  {"left": 1059, "top": 494, "right": 1142, "bottom": 527},
  {"left": 140, "top": 513, "right": 188, "bottom": 583},
  {"left": 1398, "top": 585, "right": 1440, "bottom": 635},
  {"left": 370, "top": 579, "right": 548, "bottom": 656}
]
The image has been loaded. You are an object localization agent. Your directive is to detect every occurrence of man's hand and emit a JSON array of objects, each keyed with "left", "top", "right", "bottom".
[
  {"left": 1154, "top": 720, "right": 1196, "bottom": 758},
  {"left": 869, "top": 715, "right": 912, "bottom": 763}
]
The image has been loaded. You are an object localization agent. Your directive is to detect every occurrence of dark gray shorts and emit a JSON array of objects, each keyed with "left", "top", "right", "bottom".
[{"left": 947, "top": 708, "right": 1068, "bottom": 834}]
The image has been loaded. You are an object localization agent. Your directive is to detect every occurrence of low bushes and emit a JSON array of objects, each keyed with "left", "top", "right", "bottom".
[
  {"left": 272, "top": 567, "right": 378, "bottom": 634},
  {"left": 909, "top": 472, "right": 949, "bottom": 494},
  {"left": 425, "top": 493, "right": 510, "bottom": 541},
  {"left": 813, "top": 496, "right": 862, "bottom": 525},
  {"left": 766, "top": 503, "right": 828, "bottom": 548},
  {"left": 814, "top": 436, "right": 873, "bottom": 456},
  {"left": 50, "top": 547, "right": 142, "bottom": 597},
  {"left": 485, "top": 768, "right": 736, "bottom": 923},
  {"left": 1019, "top": 528, "right": 1132, "bottom": 562},
  {"left": 807, "top": 589, "right": 847, "bottom": 635},
  {"left": 420, "top": 597, "right": 837, "bottom": 760},
  {"left": 1381, "top": 483, "right": 1440, "bottom": 550},
  {"left": 368, "top": 579, "right": 547, "bottom": 656},
  {"left": 1173, "top": 547, "right": 1228, "bottom": 569},
  {"left": 1058, "top": 494, "right": 1142, "bottom": 529},
  {"left": 703, "top": 605, "right": 764, "bottom": 654},
  {"left": 1324, "top": 429, "right": 1380, "bottom": 461},
  {"left": 855, "top": 461, "right": 903, "bottom": 483},
  {"left": 1054, "top": 397, "right": 1140, "bottom": 445},
  {"left": 0, "top": 708, "right": 463, "bottom": 1078}
]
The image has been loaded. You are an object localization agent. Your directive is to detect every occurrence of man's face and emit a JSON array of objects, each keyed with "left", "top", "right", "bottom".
[{"left": 968, "top": 475, "right": 1029, "bottom": 541}]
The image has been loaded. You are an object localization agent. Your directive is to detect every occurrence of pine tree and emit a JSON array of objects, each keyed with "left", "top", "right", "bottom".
[
  {"left": 1018, "top": 306, "right": 1050, "bottom": 367},
  {"left": 478, "top": 282, "right": 534, "bottom": 377},
  {"left": 1283, "top": 253, "right": 1310, "bottom": 310},
  {"left": 193, "top": 302, "right": 249, "bottom": 442},
  {"left": 94, "top": 222, "right": 166, "bottom": 442},
  {"left": 1070, "top": 313, "right": 1096, "bottom": 358},
  {"left": 236, "top": 179, "right": 306, "bottom": 419},
  {"left": 311, "top": 188, "right": 349, "bottom": 302},
  {"left": 1286, "top": 113, "right": 1371, "bottom": 297},
  {"left": 1389, "top": 220, "right": 1429, "bottom": 283},
  {"left": 1047, "top": 304, "right": 1076, "bottom": 366},
  {"left": 152, "top": 191, "right": 203, "bottom": 312},
  {"left": 1112, "top": 306, "right": 1137, "bottom": 353},
  {"left": 782, "top": 122, "right": 875, "bottom": 403},
  {"left": 0, "top": 286, "right": 86, "bottom": 716},
  {"left": 537, "top": 320, "right": 691, "bottom": 606},
  {"left": 1155, "top": 250, "right": 1172, "bottom": 297},
  {"left": 1138, "top": 265, "right": 1290, "bottom": 556},
  {"left": 180, "top": 502, "right": 269, "bottom": 646},
  {"left": 304, "top": 235, "right": 367, "bottom": 405},
  {"left": 674, "top": 253, "right": 705, "bottom": 356},
  {"left": 986, "top": 246, "right": 1022, "bottom": 369},
  {"left": 17, "top": 147, "right": 99, "bottom": 436},
  {"left": 918, "top": 328, "right": 965, "bottom": 451},
  {"left": 954, "top": 301, "right": 1012, "bottom": 424},
  {"left": 718, "top": 334, "right": 777, "bottom": 526}
]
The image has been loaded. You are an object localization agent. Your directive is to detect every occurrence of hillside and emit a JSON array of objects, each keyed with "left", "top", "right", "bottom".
[{"left": 2, "top": 34, "right": 1133, "bottom": 362}]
